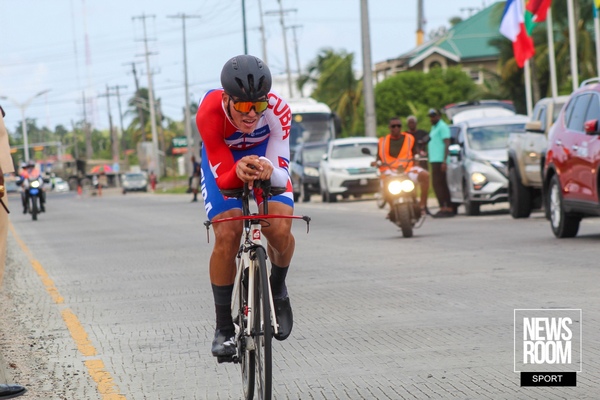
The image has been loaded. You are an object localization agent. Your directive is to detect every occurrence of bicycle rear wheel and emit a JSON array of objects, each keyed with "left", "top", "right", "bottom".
[
  {"left": 239, "top": 261, "right": 255, "bottom": 400},
  {"left": 253, "top": 246, "right": 272, "bottom": 399}
]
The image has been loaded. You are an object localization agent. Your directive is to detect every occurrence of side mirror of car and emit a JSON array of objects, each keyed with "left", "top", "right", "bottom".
[
  {"left": 584, "top": 119, "right": 600, "bottom": 135},
  {"left": 525, "top": 120, "right": 544, "bottom": 133},
  {"left": 361, "top": 147, "right": 372, "bottom": 156},
  {"left": 321, "top": 153, "right": 328, "bottom": 161},
  {"left": 448, "top": 144, "right": 461, "bottom": 156}
]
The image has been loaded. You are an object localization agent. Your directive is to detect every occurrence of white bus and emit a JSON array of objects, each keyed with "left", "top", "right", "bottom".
[{"left": 287, "top": 98, "right": 339, "bottom": 146}]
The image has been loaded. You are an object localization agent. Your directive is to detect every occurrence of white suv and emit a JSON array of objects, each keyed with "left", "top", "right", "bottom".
[{"left": 319, "top": 137, "right": 379, "bottom": 203}]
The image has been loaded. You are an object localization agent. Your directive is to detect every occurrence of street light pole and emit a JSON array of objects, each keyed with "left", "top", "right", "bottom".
[
  {"left": 1, "top": 89, "right": 51, "bottom": 162},
  {"left": 168, "top": 13, "right": 201, "bottom": 176}
]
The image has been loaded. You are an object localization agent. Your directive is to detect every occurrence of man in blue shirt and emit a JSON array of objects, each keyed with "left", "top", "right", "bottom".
[{"left": 427, "top": 108, "right": 454, "bottom": 217}]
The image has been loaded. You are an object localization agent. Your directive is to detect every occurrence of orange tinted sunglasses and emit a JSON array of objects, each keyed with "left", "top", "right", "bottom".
[{"left": 232, "top": 99, "right": 269, "bottom": 114}]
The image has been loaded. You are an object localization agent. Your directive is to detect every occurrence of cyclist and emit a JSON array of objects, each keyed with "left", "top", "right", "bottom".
[
  {"left": 196, "top": 55, "right": 295, "bottom": 358},
  {"left": 373, "top": 117, "right": 430, "bottom": 216}
]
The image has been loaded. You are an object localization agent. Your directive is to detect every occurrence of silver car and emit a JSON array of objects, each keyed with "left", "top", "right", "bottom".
[
  {"left": 447, "top": 115, "right": 529, "bottom": 215},
  {"left": 122, "top": 172, "right": 148, "bottom": 194}
]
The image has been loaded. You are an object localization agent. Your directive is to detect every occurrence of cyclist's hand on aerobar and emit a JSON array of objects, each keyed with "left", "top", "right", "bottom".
[{"left": 236, "top": 155, "right": 273, "bottom": 189}]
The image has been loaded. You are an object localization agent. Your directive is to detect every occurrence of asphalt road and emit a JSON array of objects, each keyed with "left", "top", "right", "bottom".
[{"left": 1, "top": 190, "right": 599, "bottom": 399}]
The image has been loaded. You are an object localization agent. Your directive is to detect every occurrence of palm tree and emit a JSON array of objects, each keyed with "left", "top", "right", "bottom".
[{"left": 298, "top": 48, "right": 363, "bottom": 136}]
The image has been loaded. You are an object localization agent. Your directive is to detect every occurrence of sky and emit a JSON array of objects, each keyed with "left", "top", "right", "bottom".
[{"left": 0, "top": 0, "right": 497, "bottom": 134}]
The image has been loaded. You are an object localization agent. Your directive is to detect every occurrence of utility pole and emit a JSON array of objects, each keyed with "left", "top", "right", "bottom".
[
  {"left": 417, "top": 0, "right": 425, "bottom": 46},
  {"left": 287, "top": 24, "right": 303, "bottom": 97},
  {"left": 99, "top": 85, "right": 118, "bottom": 164},
  {"left": 132, "top": 14, "right": 161, "bottom": 176},
  {"left": 101, "top": 84, "right": 127, "bottom": 167},
  {"left": 124, "top": 62, "right": 146, "bottom": 133},
  {"left": 81, "top": 91, "right": 93, "bottom": 160},
  {"left": 168, "top": 13, "right": 201, "bottom": 176},
  {"left": 360, "top": 0, "right": 376, "bottom": 137},
  {"left": 266, "top": 1, "right": 296, "bottom": 98},
  {"left": 70, "top": 120, "right": 80, "bottom": 160},
  {"left": 258, "top": 0, "right": 268, "bottom": 64},
  {"left": 110, "top": 85, "right": 127, "bottom": 141},
  {"left": 242, "top": 0, "right": 248, "bottom": 54}
]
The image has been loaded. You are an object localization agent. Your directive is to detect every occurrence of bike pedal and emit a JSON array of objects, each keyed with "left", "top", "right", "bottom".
[{"left": 217, "top": 355, "right": 236, "bottom": 364}]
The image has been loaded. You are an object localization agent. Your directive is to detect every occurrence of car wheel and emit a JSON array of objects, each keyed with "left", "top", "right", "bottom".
[
  {"left": 293, "top": 190, "right": 300, "bottom": 202},
  {"left": 508, "top": 167, "right": 532, "bottom": 219},
  {"left": 462, "top": 181, "right": 480, "bottom": 216},
  {"left": 549, "top": 175, "right": 580, "bottom": 238},
  {"left": 326, "top": 191, "right": 337, "bottom": 203},
  {"left": 301, "top": 184, "right": 310, "bottom": 202}
]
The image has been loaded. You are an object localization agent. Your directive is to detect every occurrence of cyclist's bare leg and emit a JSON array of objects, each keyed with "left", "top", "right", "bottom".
[
  {"left": 260, "top": 201, "right": 295, "bottom": 340},
  {"left": 260, "top": 201, "right": 295, "bottom": 268},
  {"left": 209, "top": 209, "right": 243, "bottom": 285},
  {"left": 210, "top": 209, "right": 244, "bottom": 358}
]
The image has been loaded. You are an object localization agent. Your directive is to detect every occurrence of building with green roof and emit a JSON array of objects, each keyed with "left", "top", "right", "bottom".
[{"left": 374, "top": 2, "right": 503, "bottom": 84}]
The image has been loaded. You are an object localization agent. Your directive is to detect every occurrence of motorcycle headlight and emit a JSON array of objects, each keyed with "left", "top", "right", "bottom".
[
  {"left": 304, "top": 166, "right": 319, "bottom": 177},
  {"left": 387, "top": 179, "right": 415, "bottom": 195},
  {"left": 31, "top": 181, "right": 40, "bottom": 188}
]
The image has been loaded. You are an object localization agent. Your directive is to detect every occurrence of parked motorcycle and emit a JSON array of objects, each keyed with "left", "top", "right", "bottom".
[{"left": 363, "top": 148, "right": 424, "bottom": 238}]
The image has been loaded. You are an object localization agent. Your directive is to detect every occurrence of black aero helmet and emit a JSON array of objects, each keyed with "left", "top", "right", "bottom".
[{"left": 220, "top": 55, "right": 272, "bottom": 101}]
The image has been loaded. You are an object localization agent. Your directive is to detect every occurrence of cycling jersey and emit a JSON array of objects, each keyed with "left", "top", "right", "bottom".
[
  {"left": 197, "top": 89, "right": 292, "bottom": 190},
  {"left": 196, "top": 89, "right": 294, "bottom": 219}
]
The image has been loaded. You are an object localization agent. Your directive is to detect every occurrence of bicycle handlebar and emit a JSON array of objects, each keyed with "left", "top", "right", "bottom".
[{"left": 203, "top": 180, "right": 311, "bottom": 242}]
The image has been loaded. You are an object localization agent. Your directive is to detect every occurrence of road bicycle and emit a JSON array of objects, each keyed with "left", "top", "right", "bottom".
[{"left": 204, "top": 180, "right": 310, "bottom": 400}]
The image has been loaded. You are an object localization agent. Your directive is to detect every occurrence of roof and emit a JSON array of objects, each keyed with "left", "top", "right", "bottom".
[
  {"left": 460, "top": 115, "right": 530, "bottom": 128},
  {"left": 397, "top": 2, "right": 502, "bottom": 66},
  {"left": 330, "top": 137, "right": 379, "bottom": 145}
]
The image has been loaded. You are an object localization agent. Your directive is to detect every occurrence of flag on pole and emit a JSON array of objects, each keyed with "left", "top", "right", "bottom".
[
  {"left": 525, "top": 0, "right": 553, "bottom": 35},
  {"left": 500, "top": 0, "right": 535, "bottom": 68},
  {"left": 526, "top": 0, "right": 552, "bottom": 23}
]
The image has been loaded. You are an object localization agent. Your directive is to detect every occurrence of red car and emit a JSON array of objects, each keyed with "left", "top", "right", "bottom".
[{"left": 543, "top": 79, "right": 600, "bottom": 238}]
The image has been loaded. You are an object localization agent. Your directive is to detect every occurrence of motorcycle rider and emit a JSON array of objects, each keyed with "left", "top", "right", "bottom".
[
  {"left": 18, "top": 160, "right": 45, "bottom": 213},
  {"left": 373, "top": 117, "right": 430, "bottom": 216}
]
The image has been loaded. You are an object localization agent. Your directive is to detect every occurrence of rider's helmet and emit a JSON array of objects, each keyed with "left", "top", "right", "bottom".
[
  {"left": 26, "top": 160, "right": 36, "bottom": 169},
  {"left": 220, "top": 55, "right": 272, "bottom": 101}
]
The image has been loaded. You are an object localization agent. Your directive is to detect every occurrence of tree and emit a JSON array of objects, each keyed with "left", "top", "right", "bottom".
[
  {"left": 489, "top": 0, "right": 598, "bottom": 112},
  {"left": 374, "top": 67, "right": 478, "bottom": 131},
  {"left": 298, "top": 48, "right": 363, "bottom": 136}
]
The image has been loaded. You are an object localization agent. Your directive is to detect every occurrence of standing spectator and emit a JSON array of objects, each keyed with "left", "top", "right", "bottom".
[
  {"left": 190, "top": 155, "right": 201, "bottom": 202},
  {"left": 149, "top": 171, "right": 157, "bottom": 192},
  {"left": 427, "top": 108, "right": 454, "bottom": 217},
  {"left": 0, "top": 105, "right": 28, "bottom": 399},
  {"left": 406, "top": 115, "right": 429, "bottom": 171}
]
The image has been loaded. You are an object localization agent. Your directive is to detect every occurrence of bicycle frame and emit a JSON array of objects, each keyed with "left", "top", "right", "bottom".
[
  {"left": 231, "top": 213, "right": 278, "bottom": 344},
  {"left": 203, "top": 182, "right": 310, "bottom": 363}
]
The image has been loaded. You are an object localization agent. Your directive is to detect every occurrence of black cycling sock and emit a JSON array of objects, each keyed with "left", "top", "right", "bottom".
[
  {"left": 212, "top": 284, "right": 234, "bottom": 330},
  {"left": 270, "top": 263, "right": 289, "bottom": 300}
]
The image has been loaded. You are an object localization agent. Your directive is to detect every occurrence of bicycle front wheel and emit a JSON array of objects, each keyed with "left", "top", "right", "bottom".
[
  {"left": 239, "top": 260, "right": 255, "bottom": 400},
  {"left": 253, "top": 246, "right": 272, "bottom": 400}
]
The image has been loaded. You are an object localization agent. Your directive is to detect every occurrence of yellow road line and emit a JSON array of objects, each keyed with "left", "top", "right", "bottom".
[
  {"left": 61, "top": 309, "right": 97, "bottom": 357},
  {"left": 9, "top": 222, "right": 127, "bottom": 400}
]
